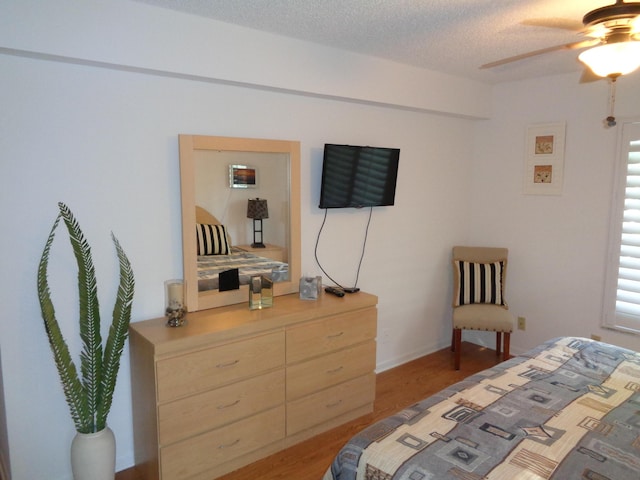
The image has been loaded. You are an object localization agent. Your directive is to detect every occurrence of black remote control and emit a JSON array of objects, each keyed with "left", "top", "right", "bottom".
[{"left": 324, "top": 286, "right": 345, "bottom": 297}]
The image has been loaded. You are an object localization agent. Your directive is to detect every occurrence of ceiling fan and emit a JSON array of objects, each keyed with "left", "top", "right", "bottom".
[{"left": 481, "top": 0, "right": 640, "bottom": 80}]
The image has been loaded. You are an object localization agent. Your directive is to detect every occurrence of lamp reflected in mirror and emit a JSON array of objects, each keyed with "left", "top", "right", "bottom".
[{"left": 247, "top": 198, "right": 269, "bottom": 248}]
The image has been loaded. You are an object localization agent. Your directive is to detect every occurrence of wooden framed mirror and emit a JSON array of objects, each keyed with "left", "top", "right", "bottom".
[{"left": 179, "top": 135, "right": 301, "bottom": 311}]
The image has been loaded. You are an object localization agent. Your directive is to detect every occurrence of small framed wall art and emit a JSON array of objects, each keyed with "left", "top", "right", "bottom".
[
  {"left": 229, "top": 164, "right": 258, "bottom": 188},
  {"left": 523, "top": 122, "right": 566, "bottom": 195}
]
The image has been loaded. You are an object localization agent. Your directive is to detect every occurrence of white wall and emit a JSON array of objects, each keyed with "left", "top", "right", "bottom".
[
  {"left": 470, "top": 72, "right": 640, "bottom": 354},
  {"left": 0, "top": 1, "right": 484, "bottom": 479},
  {"left": 194, "top": 151, "right": 289, "bottom": 247},
  {"left": 0, "top": 0, "right": 491, "bottom": 119}
]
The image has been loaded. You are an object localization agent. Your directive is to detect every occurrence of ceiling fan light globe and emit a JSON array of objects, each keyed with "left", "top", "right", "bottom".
[{"left": 578, "top": 41, "right": 640, "bottom": 77}]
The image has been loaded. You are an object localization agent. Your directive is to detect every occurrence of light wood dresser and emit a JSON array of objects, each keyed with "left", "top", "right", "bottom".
[{"left": 129, "top": 291, "right": 377, "bottom": 480}]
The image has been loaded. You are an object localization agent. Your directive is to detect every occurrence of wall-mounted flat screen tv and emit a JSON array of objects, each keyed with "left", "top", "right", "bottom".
[{"left": 319, "top": 143, "right": 400, "bottom": 209}]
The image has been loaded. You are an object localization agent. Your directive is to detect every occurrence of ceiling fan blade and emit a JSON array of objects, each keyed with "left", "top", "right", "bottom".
[
  {"left": 521, "top": 17, "right": 583, "bottom": 31},
  {"left": 480, "top": 39, "right": 600, "bottom": 70}
]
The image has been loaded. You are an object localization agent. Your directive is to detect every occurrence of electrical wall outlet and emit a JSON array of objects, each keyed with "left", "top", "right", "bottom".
[{"left": 517, "top": 316, "right": 526, "bottom": 330}]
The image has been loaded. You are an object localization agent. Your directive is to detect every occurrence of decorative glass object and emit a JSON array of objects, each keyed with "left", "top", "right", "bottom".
[
  {"left": 249, "top": 275, "right": 273, "bottom": 310},
  {"left": 299, "top": 276, "right": 321, "bottom": 300},
  {"left": 271, "top": 264, "right": 289, "bottom": 283},
  {"left": 165, "top": 279, "right": 186, "bottom": 327}
]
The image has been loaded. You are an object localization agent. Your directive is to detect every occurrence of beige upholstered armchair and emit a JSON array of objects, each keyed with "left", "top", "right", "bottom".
[{"left": 451, "top": 246, "right": 514, "bottom": 370}]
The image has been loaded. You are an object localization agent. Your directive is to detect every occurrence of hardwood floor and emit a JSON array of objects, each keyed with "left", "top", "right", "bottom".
[{"left": 116, "top": 342, "right": 503, "bottom": 480}]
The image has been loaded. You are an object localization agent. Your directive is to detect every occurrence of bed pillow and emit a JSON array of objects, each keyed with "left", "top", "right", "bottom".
[
  {"left": 453, "top": 260, "right": 506, "bottom": 307},
  {"left": 196, "top": 223, "right": 231, "bottom": 255}
]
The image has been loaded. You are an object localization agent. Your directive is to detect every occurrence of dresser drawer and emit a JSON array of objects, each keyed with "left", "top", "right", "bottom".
[
  {"left": 160, "top": 405, "right": 285, "bottom": 479},
  {"left": 156, "top": 331, "right": 285, "bottom": 403},
  {"left": 158, "top": 369, "right": 285, "bottom": 445},
  {"left": 287, "top": 373, "right": 375, "bottom": 435},
  {"left": 286, "top": 307, "right": 376, "bottom": 364},
  {"left": 287, "top": 341, "right": 376, "bottom": 400}
]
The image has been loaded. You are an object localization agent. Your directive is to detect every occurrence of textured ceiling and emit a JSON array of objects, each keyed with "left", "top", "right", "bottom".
[{"left": 133, "top": 0, "right": 617, "bottom": 84}]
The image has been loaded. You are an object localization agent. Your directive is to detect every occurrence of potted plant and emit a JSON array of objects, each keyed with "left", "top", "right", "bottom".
[{"left": 37, "top": 202, "right": 134, "bottom": 480}]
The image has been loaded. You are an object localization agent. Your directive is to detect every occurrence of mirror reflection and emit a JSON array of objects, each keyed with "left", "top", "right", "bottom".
[
  {"left": 194, "top": 151, "right": 290, "bottom": 291},
  {"left": 179, "top": 135, "right": 301, "bottom": 312}
]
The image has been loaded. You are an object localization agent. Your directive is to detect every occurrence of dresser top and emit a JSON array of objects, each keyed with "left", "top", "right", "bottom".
[{"left": 130, "top": 291, "right": 378, "bottom": 356}]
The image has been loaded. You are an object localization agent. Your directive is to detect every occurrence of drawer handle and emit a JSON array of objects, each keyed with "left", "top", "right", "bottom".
[
  {"left": 218, "top": 439, "right": 240, "bottom": 449},
  {"left": 327, "top": 366, "right": 343, "bottom": 374},
  {"left": 217, "top": 399, "right": 240, "bottom": 410},
  {"left": 326, "top": 399, "right": 342, "bottom": 408},
  {"left": 327, "top": 331, "right": 344, "bottom": 339},
  {"left": 216, "top": 359, "right": 239, "bottom": 368}
]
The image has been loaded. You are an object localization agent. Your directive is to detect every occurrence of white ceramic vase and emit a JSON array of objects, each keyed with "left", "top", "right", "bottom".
[{"left": 70, "top": 426, "right": 116, "bottom": 480}]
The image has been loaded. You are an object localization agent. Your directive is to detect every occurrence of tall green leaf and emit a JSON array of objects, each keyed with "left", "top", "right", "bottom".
[
  {"left": 57, "top": 203, "right": 102, "bottom": 431},
  {"left": 96, "top": 233, "right": 135, "bottom": 430},
  {"left": 37, "top": 212, "right": 91, "bottom": 432}
]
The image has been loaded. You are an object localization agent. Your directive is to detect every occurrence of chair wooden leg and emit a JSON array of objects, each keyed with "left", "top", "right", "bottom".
[
  {"left": 503, "top": 332, "right": 511, "bottom": 362},
  {"left": 496, "top": 332, "right": 502, "bottom": 356},
  {"left": 451, "top": 329, "right": 455, "bottom": 352},
  {"left": 453, "top": 328, "right": 462, "bottom": 370}
]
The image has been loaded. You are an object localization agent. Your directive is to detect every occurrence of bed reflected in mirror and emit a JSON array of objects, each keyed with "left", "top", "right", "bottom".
[{"left": 179, "top": 135, "right": 301, "bottom": 312}]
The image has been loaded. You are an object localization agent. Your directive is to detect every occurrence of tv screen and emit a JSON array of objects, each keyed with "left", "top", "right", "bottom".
[{"left": 319, "top": 144, "right": 400, "bottom": 209}]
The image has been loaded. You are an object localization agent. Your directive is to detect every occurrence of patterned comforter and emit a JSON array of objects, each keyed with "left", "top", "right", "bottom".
[
  {"left": 197, "top": 251, "right": 288, "bottom": 291},
  {"left": 324, "top": 337, "right": 640, "bottom": 480}
]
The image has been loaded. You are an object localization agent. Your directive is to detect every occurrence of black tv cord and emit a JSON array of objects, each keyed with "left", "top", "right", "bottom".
[{"left": 314, "top": 206, "right": 372, "bottom": 292}]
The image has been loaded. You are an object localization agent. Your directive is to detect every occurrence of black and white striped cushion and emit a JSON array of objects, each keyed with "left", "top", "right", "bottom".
[
  {"left": 196, "top": 223, "right": 231, "bottom": 255},
  {"left": 453, "top": 260, "right": 506, "bottom": 307}
]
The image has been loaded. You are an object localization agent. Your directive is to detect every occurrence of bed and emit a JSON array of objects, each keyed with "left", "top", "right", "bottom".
[
  {"left": 324, "top": 336, "right": 640, "bottom": 480},
  {"left": 197, "top": 251, "right": 288, "bottom": 291},
  {"left": 195, "top": 206, "right": 288, "bottom": 292}
]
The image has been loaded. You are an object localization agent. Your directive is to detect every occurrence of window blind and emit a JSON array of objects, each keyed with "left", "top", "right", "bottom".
[{"left": 604, "top": 121, "right": 640, "bottom": 333}]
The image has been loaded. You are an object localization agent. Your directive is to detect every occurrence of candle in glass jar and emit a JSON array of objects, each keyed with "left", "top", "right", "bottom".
[{"left": 165, "top": 280, "right": 184, "bottom": 309}]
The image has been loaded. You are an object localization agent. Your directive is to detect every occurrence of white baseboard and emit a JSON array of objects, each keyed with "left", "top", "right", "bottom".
[
  {"left": 374, "top": 336, "right": 527, "bottom": 375},
  {"left": 375, "top": 340, "right": 449, "bottom": 373}
]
